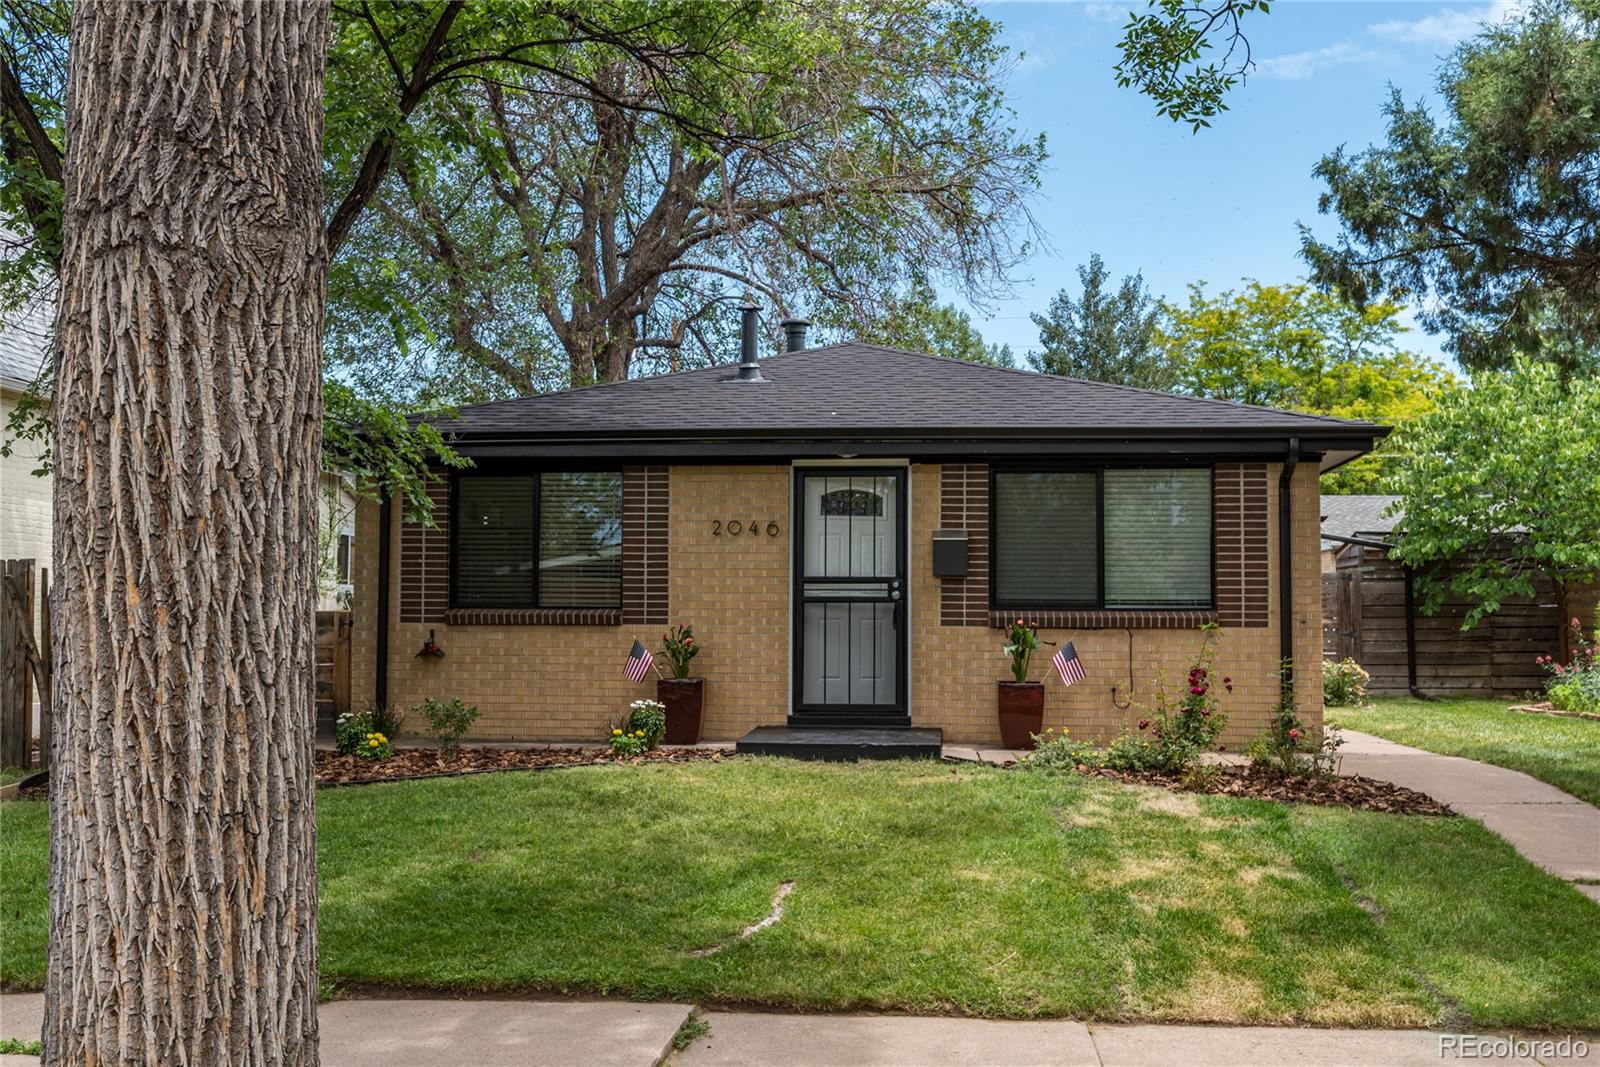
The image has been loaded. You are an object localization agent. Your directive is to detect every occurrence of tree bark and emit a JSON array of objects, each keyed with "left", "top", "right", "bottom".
[{"left": 45, "top": 2, "right": 328, "bottom": 1064}]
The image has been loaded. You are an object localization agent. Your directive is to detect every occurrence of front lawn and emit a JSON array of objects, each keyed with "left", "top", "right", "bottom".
[
  {"left": 4, "top": 759, "right": 1598, "bottom": 1028},
  {"left": 1330, "top": 697, "right": 1600, "bottom": 806}
]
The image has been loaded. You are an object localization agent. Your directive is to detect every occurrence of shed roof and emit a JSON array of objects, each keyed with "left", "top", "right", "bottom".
[{"left": 1320, "top": 494, "right": 1402, "bottom": 551}]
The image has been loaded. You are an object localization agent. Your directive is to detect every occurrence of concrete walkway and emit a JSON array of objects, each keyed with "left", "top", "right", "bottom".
[
  {"left": 5, "top": 992, "right": 1594, "bottom": 1066},
  {"left": 1337, "top": 730, "right": 1600, "bottom": 901},
  {"left": 678, "top": 1012, "right": 1598, "bottom": 1066},
  {"left": 0, "top": 993, "right": 693, "bottom": 1067}
]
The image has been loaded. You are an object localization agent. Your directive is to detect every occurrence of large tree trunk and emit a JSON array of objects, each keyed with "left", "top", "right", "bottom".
[{"left": 45, "top": 3, "right": 329, "bottom": 1064}]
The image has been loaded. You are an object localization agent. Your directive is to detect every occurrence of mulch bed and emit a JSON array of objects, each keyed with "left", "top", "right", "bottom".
[
  {"left": 315, "top": 745, "right": 729, "bottom": 786},
  {"left": 1090, "top": 765, "right": 1453, "bottom": 816},
  {"left": 1507, "top": 702, "right": 1600, "bottom": 722}
]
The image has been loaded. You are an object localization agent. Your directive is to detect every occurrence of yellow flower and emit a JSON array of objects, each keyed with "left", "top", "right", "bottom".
[{"left": 613, "top": 729, "right": 623, "bottom": 735}]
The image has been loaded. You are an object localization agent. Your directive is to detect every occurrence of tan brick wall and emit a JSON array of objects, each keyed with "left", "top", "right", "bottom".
[
  {"left": 909, "top": 462, "right": 1322, "bottom": 745},
  {"left": 352, "top": 461, "right": 1323, "bottom": 745},
  {"left": 353, "top": 466, "right": 791, "bottom": 741}
]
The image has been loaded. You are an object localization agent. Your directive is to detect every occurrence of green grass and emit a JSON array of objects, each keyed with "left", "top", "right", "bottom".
[
  {"left": 1330, "top": 697, "right": 1600, "bottom": 807},
  {"left": 0, "top": 768, "right": 28, "bottom": 787},
  {"left": 0, "top": 1038, "right": 42, "bottom": 1056},
  {"left": 4, "top": 759, "right": 1598, "bottom": 1028}
]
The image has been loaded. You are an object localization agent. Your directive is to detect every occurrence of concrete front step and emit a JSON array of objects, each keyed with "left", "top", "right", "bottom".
[{"left": 736, "top": 725, "right": 943, "bottom": 761}]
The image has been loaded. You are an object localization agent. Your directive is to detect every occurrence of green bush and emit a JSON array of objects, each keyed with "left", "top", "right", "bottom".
[
  {"left": 1024, "top": 727, "right": 1102, "bottom": 772},
  {"left": 414, "top": 697, "right": 480, "bottom": 756},
  {"left": 1540, "top": 614, "right": 1599, "bottom": 713},
  {"left": 1322, "top": 658, "right": 1370, "bottom": 707}
]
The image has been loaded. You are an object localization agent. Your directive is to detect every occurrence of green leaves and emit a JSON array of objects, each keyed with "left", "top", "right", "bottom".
[
  {"left": 1301, "top": 0, "right": 1600, "bottom": 373},
  {"left": 1114, "top": 0, "right": 1269, "bottom": 131},
  {"left": 1386, "top": 360, "right": 1600, "bottom": 628},
  {"left": 1152, "top": 281, "right": 1459, "bottom": 493}
]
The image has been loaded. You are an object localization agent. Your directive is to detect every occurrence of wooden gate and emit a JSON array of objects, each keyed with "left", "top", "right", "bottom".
[
  {"left": 1, "top": 559, "right": 51, "bottom": 770},
  {"left": 315, "top": 609, "right": 351, "bottom": 739}
]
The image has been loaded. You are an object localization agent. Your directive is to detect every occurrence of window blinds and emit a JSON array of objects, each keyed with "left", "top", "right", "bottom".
[
  {"left": 455, "top": 476, "right": 536, "bottom": 606},
  {"left": 1103, "top": 468, "right": 1211, "bottom": 608},
  {"left": 538, "top": 472, "right": 622, "bottom": 607},
  {"left": 993, "top": 471, "right": 1099, "bottom": 605}
]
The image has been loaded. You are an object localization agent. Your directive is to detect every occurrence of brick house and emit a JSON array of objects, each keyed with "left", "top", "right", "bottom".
[{"left": 351, "top": 314, "right": 1385, "bottom": 748}]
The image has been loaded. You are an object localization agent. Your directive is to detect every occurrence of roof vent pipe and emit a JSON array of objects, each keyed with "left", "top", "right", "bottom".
[
  {"left": 780, "top": 316, "right": 810, "bottom": 352},
  {"left": 733, "top": 300, "right": 766, "bottom": 381}
]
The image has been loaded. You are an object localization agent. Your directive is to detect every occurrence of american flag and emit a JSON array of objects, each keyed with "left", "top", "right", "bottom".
[
  {"left": 1052, "top": 641, "right": 1086, "bottom": 687},
  {"left": 624, "top": 639, "right": 654, "bottom": 683}
]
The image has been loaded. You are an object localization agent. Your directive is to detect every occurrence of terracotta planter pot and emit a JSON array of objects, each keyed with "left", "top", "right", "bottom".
[
  {"left": 658, "top": 678, "right": 705, "bottom": 745},
  {"left": 997, "top": 682, "right": 1045, "bottom": 750}
]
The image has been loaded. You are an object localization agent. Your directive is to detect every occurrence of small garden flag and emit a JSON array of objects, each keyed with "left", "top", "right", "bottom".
[
  {"left": 624, "top": 639, "right": 654, "bottom": 683},
  {"left": 1052, "top": 641, "right": 1086, "bottom": 686}
]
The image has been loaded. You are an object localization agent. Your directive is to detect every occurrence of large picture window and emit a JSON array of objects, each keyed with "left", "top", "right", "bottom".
[
  {"left": 452, "top": 471, "right": 622, "bottom": 608},
  {"left": 993, "top": 467, "right": 1212, "bottom": 610}
]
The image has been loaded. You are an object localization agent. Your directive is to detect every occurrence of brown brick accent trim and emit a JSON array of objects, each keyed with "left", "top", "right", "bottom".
[
  {"left": 622, "top": 466, "right": 669, "bottom": 626},
  {"left": 987, "top": 609, "right": 1217, "bottom": 630},
  {"left": 1214, "top": 463, "right": 1270, "bottom": 628},
  {"left": 939, "top": 463, "right": 990, "bottom": 626},
  {"left": 399, "top": 478, "right": 450, "bottom": 623},
  {"left": 444, "top": 607, "right": 622, "bottom": 627}
]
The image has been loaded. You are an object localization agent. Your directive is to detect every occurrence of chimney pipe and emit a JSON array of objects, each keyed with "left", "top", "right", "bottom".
[
  {"left": 732, "top": 300, "right": 766, "bottom": 381},
  {"left": 780, "top": 317, "right": 810, "bottom": 353}
]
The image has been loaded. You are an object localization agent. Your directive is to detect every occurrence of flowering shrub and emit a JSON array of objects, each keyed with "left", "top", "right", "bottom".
[
  {"left": 335, "top": 712, "right": 393, "bottom": 760},
  {"left": 1001, "top": 619, "right": 1040, "bottom": 683},
  {"left": 1090, "top": 625, "right": 1231, "bottom": 774},
  {"left": 662, "top": 624, "right": 700, "bottom": 679},
  {"left": 1250, "top": 666, "right": 1344, "bottom": 779},
  {"left": 1322, "top": 658, "right": 1369, "bottom": 707},
  {"left": 1537, "top": 616, "right": 1600, "bottom": 714},
  {"left": 627, "top": 699, "right": 667, "bottom": 748},
  {"left": 608, "top": 727, "right": 651, "bottom": 757}
]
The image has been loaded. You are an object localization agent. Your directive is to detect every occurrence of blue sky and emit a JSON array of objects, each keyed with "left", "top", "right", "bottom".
[{"left": 960, "top": 0, "right": 1520, "bottom": 368}]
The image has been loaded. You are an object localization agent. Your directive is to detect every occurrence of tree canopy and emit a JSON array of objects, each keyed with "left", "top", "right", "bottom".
[
  {"left": 1301, "top": 0, "right": 1600, "bottom": 375},
  {"left": 1027, "top": 253, "right": 1174, "bottom": 389},
  {"left": 327, "top": 1, "right": 1046, "bottom": 396},
  {"left": 1386, "top": 360, "right": 1600, "bottom": 642},
  {"left": 854, "top": 279, "right": 1014, "bottom": 367},
  {"left": 1156, "top": 281, "right": 1458, "bottom": 493}
]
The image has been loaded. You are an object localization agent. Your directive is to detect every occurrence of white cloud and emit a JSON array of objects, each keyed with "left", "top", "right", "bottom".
[
  {"left": 1255, "top": 41, "right": 1382, "bottom": 81},
  {"left": 1367, "top": 1, "right": 1521, "bottom": 46},
  {"left": 1079, "top": 2, "right": 1136, "bottom": 24}
]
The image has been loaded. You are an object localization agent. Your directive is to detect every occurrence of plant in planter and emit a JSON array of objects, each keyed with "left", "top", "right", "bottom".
[
  {"left": 658, "top": 624, "right": 706, "bottom": 744},
  {"left": 997, "top": 618, "right": 1044, "bottom": 749}
]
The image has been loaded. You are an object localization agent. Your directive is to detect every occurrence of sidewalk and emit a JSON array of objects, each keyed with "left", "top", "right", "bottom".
[
  {"left": 1336, "top": 730, "right": 1600, "bottom": 900},
  {"left": 4, "top": 992, "right": 1594, "bottom": 1066}
]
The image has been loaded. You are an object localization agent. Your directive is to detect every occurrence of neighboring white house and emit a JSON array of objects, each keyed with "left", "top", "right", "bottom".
[
  {"left": 2, "top": 297, "right": 357, "bottom": 611},
  {"left": 0, "top": 295, "right": 53, "bottom": 582}
]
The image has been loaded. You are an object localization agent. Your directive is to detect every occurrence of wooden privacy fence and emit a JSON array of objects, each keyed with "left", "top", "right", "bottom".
[
  {"left": 315, "top": 609, "right": 352, "bottom": 739},
  {"left": 1326, "top": 542, "right": 1567, "bottom": 696},
  {"left": 1, "top": 559, "right": 51, "bottom": 770}
]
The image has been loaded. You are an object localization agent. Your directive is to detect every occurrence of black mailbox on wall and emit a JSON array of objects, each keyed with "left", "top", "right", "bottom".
[{"left": 932, "top": 529, "right": 969, "bottom": 577}]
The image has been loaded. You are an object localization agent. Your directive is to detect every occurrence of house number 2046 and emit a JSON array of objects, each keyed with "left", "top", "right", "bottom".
[{"left": 711, "top": 519, "right": 780, "bottom": 537}]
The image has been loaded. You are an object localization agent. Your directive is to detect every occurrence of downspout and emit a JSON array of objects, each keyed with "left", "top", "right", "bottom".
[
  {"left": 1278, "top": 439, "right": 1298, "bottom": 691},
  {"left": 375, "top": 490, "right": 391, "bottom": 712},
  {"left": 1401, "top": 563, "right": 1430, "bottom": 701}
]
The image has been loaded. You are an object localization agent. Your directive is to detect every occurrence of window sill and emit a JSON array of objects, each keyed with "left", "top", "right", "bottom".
[
  {"left": 444, "top": 607, "right": 623, "bottom": 627},
  {"left": 988, "top": 609, "right": 1217, "bottom": 630}
]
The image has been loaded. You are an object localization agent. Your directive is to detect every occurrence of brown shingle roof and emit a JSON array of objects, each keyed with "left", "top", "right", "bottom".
[{"left": 434, "top": 342, "right": 1384, "bottom": 442}]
